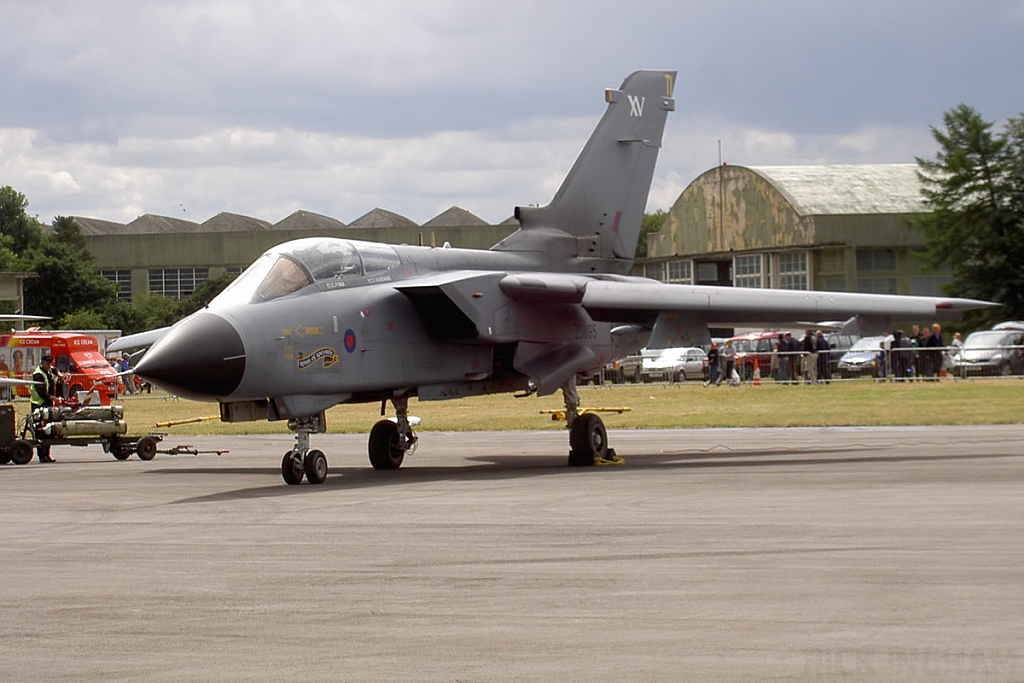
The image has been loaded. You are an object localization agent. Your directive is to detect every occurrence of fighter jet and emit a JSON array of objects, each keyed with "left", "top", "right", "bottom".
[{"left": 122, "top": 70, "right": 992, "bottom": 484}]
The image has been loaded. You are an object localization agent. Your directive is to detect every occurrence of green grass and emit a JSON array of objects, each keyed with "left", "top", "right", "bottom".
[{"left": 19, "top": 378, "right": 1023, "bottom": 436}]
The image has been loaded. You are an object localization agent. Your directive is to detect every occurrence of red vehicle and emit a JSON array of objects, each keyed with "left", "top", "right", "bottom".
[
  {"left": 729, "top": 331, "right": 781, "bottom": 381},
  {"left": 0, "top": 330, "right": 122, "bottom": 401}
]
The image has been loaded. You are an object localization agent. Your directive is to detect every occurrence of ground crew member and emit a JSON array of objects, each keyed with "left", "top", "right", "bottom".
[{"left": 30, "top": 354, "right": 58, "bottom": 462}]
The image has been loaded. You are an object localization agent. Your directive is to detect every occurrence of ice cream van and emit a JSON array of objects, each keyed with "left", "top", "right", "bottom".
[{"left": 0, "top": 330, "right": 122, "bottom": 400}]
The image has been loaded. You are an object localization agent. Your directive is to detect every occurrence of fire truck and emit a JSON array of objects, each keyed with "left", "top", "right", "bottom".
[{"left": 0, "top": 329, "right": 122, "bottom": 400}]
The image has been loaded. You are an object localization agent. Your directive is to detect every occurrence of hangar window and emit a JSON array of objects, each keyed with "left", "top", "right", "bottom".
[
  {"left": 101, "top": 269, "right": 132, "bottom": 301},
  {"left": 666, "top": 260, "right": 692, "bottom": 284},
  {"left": 856, "top": 249, "right": 896, "bottom": 271},
  {"left": 734, "top": 254, "right": 763, "bottom": 288},
  {"left": 645, "top": 260, "right": 692, "bottom": 283},
  {"left": 148, "top": 268, "right": 209, "bottom": 299},
  {"left": 777, "top": 252, "right": 808, "bottom": 290}
]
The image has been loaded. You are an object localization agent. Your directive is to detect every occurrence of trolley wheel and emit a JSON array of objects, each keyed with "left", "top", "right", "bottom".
[
  {"left": 0, "top": 448, "right": 11, "bottom": 465},
  {"left": 136, "top": 435, "right": 159, "bottom": 461},
  {"left": 9, "top": 439, "right": 34, "bottom": 465}
]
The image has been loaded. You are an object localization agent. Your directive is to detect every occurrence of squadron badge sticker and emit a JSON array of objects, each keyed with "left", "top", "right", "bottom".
[{"left": 297, "top": 347, "right": 339, "bottom": 370}]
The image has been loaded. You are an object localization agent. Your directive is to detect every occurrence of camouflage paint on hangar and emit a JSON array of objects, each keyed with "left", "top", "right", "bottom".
[
  {"left": 644, "top": 164, "right": 942, "bottom": 294},
  {"left": 648, "top": 163, "right": 928, "bottom": 258}
]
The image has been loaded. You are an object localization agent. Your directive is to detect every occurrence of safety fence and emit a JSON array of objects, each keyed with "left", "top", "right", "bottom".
[{"left": 592, "top": 344, "right": 1024, "bottom": 386}]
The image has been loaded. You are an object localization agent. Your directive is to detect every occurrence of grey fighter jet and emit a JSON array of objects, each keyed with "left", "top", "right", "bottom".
[{"left": 126, "top": 70, "right": 992, "bottom": 484}]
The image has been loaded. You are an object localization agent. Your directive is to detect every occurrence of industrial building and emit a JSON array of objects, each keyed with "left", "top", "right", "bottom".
[
  {"left": 642, "top": 163, "right": 948, "bottom": 296},
  {"left": 77, "top": 207, "right": 517, "bottom": 301},
  {"left": 76, "top": 163, "right": 945, "bottom": 303}
]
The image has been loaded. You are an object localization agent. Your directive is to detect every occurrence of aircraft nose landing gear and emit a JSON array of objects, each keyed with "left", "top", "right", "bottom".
[{"left": 281, "top": 413, "right": 328, "bottom": 485}]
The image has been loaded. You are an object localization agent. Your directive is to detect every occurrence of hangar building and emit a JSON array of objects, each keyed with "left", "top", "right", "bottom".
[
  {"left": 642, "top": 163, "right": 948, "bottom": 296},
  {"left": 77, "top": 207, "right": 517, "bottom": 301}
]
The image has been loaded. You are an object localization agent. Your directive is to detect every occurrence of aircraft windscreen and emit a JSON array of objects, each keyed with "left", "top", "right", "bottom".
[
  {"left": 209, "top": 238, "right": 401, "bottom": 308},
  {"left": 209, "top": 252, "right": 312, "bottom": 308}
]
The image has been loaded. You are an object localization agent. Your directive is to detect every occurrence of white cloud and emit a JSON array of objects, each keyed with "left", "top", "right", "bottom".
[{"left": 1, "top": 0, "right": 1020, "bottom": 225}]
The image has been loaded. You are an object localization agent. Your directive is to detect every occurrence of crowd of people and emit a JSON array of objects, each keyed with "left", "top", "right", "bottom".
[{"left": 702, "top": 323, "right": 1001, "bottom": 386}]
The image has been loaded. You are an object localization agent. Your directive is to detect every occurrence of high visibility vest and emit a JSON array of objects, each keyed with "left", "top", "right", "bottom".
[{"left": 29, "top": 364, "right": 53, "bottom": 407}]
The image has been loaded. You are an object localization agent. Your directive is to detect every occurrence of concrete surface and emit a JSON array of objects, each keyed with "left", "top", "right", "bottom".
[{"left": 2, "top": 425, "right": 1022, "bottom": 682}]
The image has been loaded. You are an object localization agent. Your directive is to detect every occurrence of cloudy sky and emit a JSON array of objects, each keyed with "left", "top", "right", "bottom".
[{"left": 2, "top": 0, "right": 1022, "bottom": 226}]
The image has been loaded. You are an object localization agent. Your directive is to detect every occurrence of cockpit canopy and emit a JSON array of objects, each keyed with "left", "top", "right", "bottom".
[{"left": 210, "top": 238, "right": 402, "bottom": 308}]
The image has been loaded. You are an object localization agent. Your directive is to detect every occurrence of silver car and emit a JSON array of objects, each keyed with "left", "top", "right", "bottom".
[
  {"left": 952, "top": 330, "right": 1024, "bottom": 376},
  {"left": 641, "top": 347, "right": 708, "bottom": 382}
]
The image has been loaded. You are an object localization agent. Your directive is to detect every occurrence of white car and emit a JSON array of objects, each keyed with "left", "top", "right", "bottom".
[{"left": 640, "top": 347, "right": 708, "bottom": 382}]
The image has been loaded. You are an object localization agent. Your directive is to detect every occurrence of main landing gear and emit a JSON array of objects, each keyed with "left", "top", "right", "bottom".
[
  {"left": 562, "top": 376, "right": 622, "bottom": 467},
  {"left": 368, "top": 395, "right": 417, "bottom": 470}
]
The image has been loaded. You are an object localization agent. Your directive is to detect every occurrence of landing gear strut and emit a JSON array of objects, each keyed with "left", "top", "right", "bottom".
[
  {"left": 281, "top": 412, "right": 328, "bottom": 485},
  {"left": 369, "top": 395, "right": 417, "bottom": 469}
]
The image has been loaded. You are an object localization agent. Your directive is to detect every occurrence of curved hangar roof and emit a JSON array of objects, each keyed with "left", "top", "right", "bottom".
[
  {"left": 648, "top": 163, "right": 927, "bottom": 258},
  {"left": 746, "top": 164, "right": 924, "bottom": 215}
]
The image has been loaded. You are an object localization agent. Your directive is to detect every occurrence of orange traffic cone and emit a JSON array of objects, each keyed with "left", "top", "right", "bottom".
[{"left": 752, "top": 359, "right": 762, "bottom": 385}]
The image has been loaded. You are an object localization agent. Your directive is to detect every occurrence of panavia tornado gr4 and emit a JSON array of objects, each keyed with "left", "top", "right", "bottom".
[{"left": 122, "top": 70, "right": 992, "bottom": 484}]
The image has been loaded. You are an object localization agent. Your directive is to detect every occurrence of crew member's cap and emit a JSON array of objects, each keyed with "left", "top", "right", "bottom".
[{"left": 41, "top": 354, "right": 53, "bottom": 361}]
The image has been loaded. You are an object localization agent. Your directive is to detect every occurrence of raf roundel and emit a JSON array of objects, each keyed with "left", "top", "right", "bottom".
[{"left": 343, "top": 329, "right": 357, "bottom": 353}]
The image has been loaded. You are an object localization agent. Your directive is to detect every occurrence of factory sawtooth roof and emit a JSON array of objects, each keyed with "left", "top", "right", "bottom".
[
  {"left": 195, "top": 212, "right": 273, "bottom": 232},
  {"left": 272, "top": 210, "right": 346, "bottom": 231},
  {"left": 422, "top": 206, "right": 486, "bottom": 228},
  {"left": 128, "top": 214, "right": 200, "bottom": 234},
  {"left": 347, "top": 208, "right": 419, "bottom": 230},
  {"left": 747, "top": 164, "right": 925, "bottom": 216}
]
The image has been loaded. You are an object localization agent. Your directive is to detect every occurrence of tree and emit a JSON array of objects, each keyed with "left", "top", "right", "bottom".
[
  {"left": 23, "top": 237, "right": 120, "bottom": 321},
  {"left": 914, "top": 105, "right": 1024, "bottom": 326},
  {"left": 52, "top": 215, "right": 88, "bottom": 251},
  {"left": 637, "top": 210, "right": 668, "bottom": 259},
  {"left": 0, "top": 186, "right": 43, "bottom": 254}
]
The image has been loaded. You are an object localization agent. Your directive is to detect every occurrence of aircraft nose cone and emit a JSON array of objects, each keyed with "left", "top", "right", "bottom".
[{"left": 135, "top": 312, "right": 245, "bottom": 401}]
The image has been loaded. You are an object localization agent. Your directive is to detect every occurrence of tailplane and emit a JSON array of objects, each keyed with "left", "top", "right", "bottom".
[{"left": 493, "top": 70, "right": 676, "bottom": 274}]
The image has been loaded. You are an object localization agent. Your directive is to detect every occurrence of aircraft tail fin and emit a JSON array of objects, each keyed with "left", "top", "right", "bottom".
[{"left": 493, "top": 70, "right": 676, "bottom": 274}]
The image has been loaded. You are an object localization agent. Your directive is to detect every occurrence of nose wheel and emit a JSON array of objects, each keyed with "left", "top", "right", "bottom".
[{"left": 281, "top": 413, "right": 329, "bottom": 485}]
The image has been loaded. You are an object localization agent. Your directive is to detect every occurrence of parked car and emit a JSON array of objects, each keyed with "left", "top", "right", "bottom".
[
  {"left": 641, "top": 347, "right": 708, "bottom": 382},
  {"left": 952, "top": 329, "right": 1024, "bottom": 376},
  {"left": 729, "top": 331, "right": 780, "bottom": 381},
  {"left": 607, "top": 353, "right": 644, "bottom": 383},
  {"left": 837, "top": 336, "right": 887, "bottom": 378}
]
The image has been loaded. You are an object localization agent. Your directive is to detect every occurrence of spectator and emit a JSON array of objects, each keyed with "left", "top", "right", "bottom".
[
  {"left": 801, "top": 329, "right": 818, "bottom": 384},
  {"left": 874, "top": 341, "right": 887, "bottom": 381},
  {"left": 715, "top": 339, "right": 736, "bottom": 386},
  {"left": 816, "top": 330, "right": 831, "bottom": 383},
  {"left": 704, "top": 342, "right": 719, "bottom": 387},
  {"left": 925, "top": 323, "right": 944, "bottom": 380},
  {"left": 120, "top": 353, "right": 135, "bottom": 395},
  {"left": 910, "top": 325, "right": 926, "bottom": 380}
]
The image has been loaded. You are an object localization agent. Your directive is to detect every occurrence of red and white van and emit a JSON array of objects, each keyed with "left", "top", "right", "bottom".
[{"left": 0, "top": 330, "right": 122, "bottom": 401}]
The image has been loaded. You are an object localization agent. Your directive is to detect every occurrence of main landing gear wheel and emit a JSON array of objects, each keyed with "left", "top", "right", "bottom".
[
  {"left": 9, "top": 439, "right": 34, "bottom": 466},
  {"left": 568, "top": 413, "right": 608, "bottom": 467},
  {"left": 281, "top": 450, "right": 304, "bottom": 485},
  {"left": 304, "top": 449, "right": 328, "bottom": 484},
  {"left": 368, "top": 419, "right": 404, "bottom": 470},
  {"left": 136, "top": 435, "right": 159, "bottom": 461}
]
